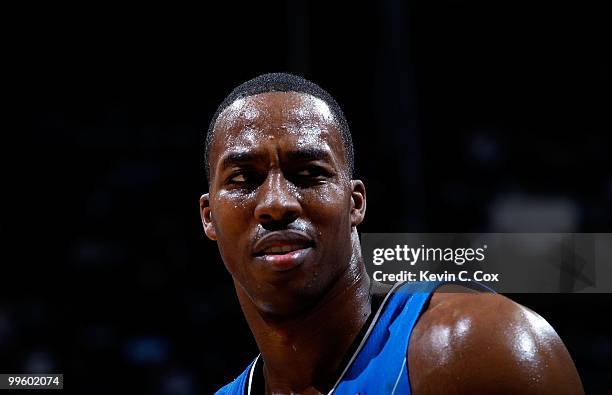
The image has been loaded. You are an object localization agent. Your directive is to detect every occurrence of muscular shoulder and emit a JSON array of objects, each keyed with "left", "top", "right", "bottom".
[{"left": 407, "top": 286, "right": 584, "bottom": 395}]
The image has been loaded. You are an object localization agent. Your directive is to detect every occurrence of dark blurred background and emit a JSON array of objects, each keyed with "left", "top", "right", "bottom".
[{"left": 3, "top": 1, "right": 611, "bottom": 394}]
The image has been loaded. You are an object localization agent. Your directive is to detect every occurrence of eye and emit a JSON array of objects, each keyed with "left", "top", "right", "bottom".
[
  {"left": 225, "top": 170, "right": 262, "bottom": 188},
  {"left": 230, "top": 173, "right": 247, "bottom": 183},
  {"left": 291, "top": 166, "right": 333, "bottom": 185},
  {"left": 296, "top": 166, "right": 329, "bottom": 178},
  {"left": 297, "top": 169, "right": 316, "bottom": 177}
]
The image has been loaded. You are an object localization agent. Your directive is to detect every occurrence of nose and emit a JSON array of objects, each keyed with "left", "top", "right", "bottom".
[{"left": 254, "top": 171, "right": 302, "bottom": 227}]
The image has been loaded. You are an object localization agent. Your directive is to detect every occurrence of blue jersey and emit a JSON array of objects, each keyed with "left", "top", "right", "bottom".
[{"left": 215, "top": 281, "right": 459, "bottom": 394}]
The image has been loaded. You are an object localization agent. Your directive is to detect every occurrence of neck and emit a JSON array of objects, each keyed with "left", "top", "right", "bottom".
[{"left": 237, "top": 231, "right": 373, "bottom": 393}]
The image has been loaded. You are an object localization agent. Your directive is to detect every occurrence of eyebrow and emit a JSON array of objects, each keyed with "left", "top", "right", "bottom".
[
  {"left": 219, "top": 151, "right": 262, "bottom": 171},
  {"left": 218, "top": 147, "right": 334, "bottom": 173},
  {"left": 285, "top": 148, "right": 333, "bottom": 163}
]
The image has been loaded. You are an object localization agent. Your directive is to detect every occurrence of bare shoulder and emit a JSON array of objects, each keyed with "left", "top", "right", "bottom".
[{"left": 407, "top": 285, "right": 584, "bottom": 395}]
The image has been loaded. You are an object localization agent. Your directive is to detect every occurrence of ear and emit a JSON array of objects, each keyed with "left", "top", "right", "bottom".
[
  {"left": 200, "top": 193, "right": 217, "bottom": 240},
  {"left": 350, "top": 180, "right": 366, "bottom": 227}
]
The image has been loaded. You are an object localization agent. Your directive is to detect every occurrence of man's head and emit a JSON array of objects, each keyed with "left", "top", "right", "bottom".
[
  {"left": 204, "top": 73, "right": 354, "bottom": 182},
  {"left": 200, "top": 73, "right": 366, "bottom": 316}
]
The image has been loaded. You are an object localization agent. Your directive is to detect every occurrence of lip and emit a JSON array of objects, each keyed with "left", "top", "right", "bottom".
[
  {"left": 253, "top": 230, "right": 314, "bottom": 255},
  {"left": 252, "top": 231, "right": 314, "bottom": 272}
]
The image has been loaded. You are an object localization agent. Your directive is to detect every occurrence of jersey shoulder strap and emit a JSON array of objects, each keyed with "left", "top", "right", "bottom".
[
  {"left": 330, "top": 281, "right": 441, "bottom": 394},
  {"left": 214, "top": 355, "right": 259, "bottom": 395}
]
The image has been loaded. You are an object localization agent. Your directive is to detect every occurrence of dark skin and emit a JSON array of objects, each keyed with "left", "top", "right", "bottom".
[
  {"left": 409, "top": 289, "right": 585, "bottom": 394},
  {"left": 200, "top": 91, "right": 584, "bottom": 394}
]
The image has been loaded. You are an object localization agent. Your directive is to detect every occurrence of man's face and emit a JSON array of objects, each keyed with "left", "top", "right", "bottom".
[{"left": 201, "top": 91, "right": 365, "bottom": 315}]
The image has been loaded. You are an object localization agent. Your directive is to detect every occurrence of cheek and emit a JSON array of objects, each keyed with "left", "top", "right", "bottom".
[
  {"left": 211, "top": 192, "right": 256, "bottom": 279},
  {"left": 303, "top": 183, "right": 352, "bottom": 227},
  {"left": 212, "top": 190, "right": 255, "bottom": 240}
]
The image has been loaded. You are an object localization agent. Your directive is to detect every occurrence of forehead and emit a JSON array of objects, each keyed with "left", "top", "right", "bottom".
[{"left": 209, "top": 91, "right": 345, "bottom": 167}]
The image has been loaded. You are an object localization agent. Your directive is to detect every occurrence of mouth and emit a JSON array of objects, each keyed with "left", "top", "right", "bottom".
[
  {"left": 255, "top": 243, "right": 312, "bottom": 256},
  {"left": 254, "top": 245, "right": 313, "bottom": 271},
  {"left": 253, "top": 232, "right": 315, "bottom": 272}
]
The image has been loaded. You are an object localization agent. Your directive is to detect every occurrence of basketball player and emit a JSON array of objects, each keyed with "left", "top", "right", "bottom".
[{"left": 200, "top": 73, "right": 584, "bottom": 394}]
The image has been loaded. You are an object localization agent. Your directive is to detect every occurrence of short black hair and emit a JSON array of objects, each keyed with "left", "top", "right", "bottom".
[{"left": 204, "top": 72, "right": 354, "bottom": 181}]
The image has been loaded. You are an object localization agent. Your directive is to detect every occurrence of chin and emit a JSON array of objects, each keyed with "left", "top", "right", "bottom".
[{"left": 251, "top": 279, "right": 329, "bottom": 318}]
